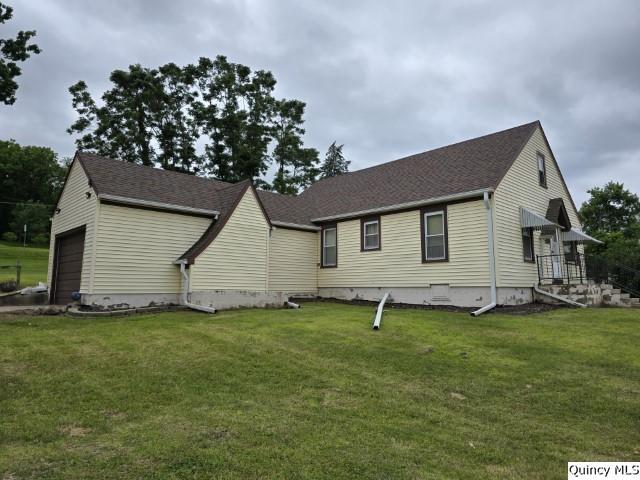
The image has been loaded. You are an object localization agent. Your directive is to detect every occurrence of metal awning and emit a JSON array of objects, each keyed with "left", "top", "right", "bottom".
[
  {"left": 562, "top": 228, "right": 603, "bottom": 244},
  {"left": 520, "top": 207, "right": 560, "bottom": 232}
]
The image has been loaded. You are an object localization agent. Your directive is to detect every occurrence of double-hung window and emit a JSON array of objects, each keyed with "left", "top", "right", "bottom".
[
  {"left": 522, "top": 227, "right": 534, "bottom": 262},
  {"left": 538, "top": 152, "right": 547, "bottom": 187},
  {"left": 361, "top": 216, "right": 380, "bottom": 251},
  {"left": 422, "top": 207, "right": 448, "bottom": 262},
  {"left": 322, "top": 225, "right": 337, "bottom": 267}
]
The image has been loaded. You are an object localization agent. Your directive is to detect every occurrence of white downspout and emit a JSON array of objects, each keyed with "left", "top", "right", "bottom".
[
  {"left": 533, "top": 283, "right": 586, "bottom": 308},
  {"left": 179, "top": 261, "right": 216, "bottom": 314},
  {"left": 471, "top": 191, "right": 498, "bottom": 316}
]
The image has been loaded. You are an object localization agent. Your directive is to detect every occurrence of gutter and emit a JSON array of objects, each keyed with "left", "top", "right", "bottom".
[
  {"left": 471, "top": 191, "right": 497, "bottom": 316},
  {"left": 177, "top": 260, "right": 216, "bottom": 313},
  {"left": 98, "top": 194, "right": 220, "bottom": 218},
  {"left": 311, "top": 188, "right": 493, "bottom": 223},
  {"left": 271, "top": 221, "right": 321, "bottom": 231}
]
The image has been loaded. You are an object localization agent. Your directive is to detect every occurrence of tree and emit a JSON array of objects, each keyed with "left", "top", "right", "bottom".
[
  {"left": 580, "top": 182, "right": 640, "bottom": 237},
  {"left": 579, "top": 182, "right": 640, "bottom": 266},
  {"left": 320, "top": 141, "right": 349, "bottom": 179},
  {"left": 9, "top": 201, "right": 51, "bottom": 242},
  {"left": 67, "top": 56, "right": 318, "bottom": 189},
  {"left": 0, "top": 140, "right": 65, "bottom": 235},
  {"left": 270, "top": 99, "right": 319, "bottom": 194},
  {"left": 0, "top": 2, "right": 41, "bottom": 105}
]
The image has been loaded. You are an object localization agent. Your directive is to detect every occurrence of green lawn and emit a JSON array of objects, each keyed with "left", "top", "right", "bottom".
[
  {"left": 1, "top": 303, "right": 639, "bottom": 479},
  {"left": 0, "top": 241, "right": 49, "bottom": 287}
]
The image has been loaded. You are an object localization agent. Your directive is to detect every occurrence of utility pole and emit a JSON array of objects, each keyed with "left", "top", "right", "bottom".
[{"left": 23, "top": 224, "right": 27, "bottom": 247}]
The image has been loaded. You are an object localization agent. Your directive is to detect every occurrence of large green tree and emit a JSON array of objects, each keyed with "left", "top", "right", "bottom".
[
  {"left": 579, "top": 182, "right": 640, "bottom": 266},
  {"left": 0, "top": 2, "right": 41, "bottom": 105},
  {"left": 67, "top": 56, "right": 316, "bottom": 189},
  {"left": 270, "top": 99, "right": 319, "bottom": 194},
  {"left": 320, "top": 141, "right": 350, "bottom": 179},
  {"left": 0, "top": 140, "right": 65, "bottom": 236}
]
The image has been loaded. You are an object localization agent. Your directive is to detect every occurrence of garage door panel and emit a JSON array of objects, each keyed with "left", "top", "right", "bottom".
[{"left": 52, "top": 228, "right": 85, "bottom": 304}]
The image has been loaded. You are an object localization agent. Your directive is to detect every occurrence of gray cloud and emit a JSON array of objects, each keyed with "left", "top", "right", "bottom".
[{"left": 2, "top": 0, "right": 639, "bottom": 205}]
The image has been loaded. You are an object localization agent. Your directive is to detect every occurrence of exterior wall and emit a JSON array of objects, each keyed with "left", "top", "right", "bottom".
[
  {"left": 268, "top": 227, "right": 318, "bottom": 294},
  {"left": 317, "top": 286, "right": 532, "bottom": 307},
  {"left": 317, "top": 199, "right": 490, "bottom": 289},
  {"left": 494, "top": 126, "right": 582, "bottom": 288},
  {"left": 190, "top": 189, "right": 270, "bottom": 291},
  {"left": 91, "top": 203, "right": 210, "bottom": 295},
  {"left": 47, "top": 161, "right": 97, "bottom": 292}
]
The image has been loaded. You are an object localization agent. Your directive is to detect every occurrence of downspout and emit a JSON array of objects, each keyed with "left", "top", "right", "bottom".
[
  {"left": 471, "top": 191, "right": 498, "bottom": 316},
  {"left": 533, "top": 283, "right": 586, "bottom": 308},
  {"left": 178, "top": 261, "right": 216, "bottom": 314}
]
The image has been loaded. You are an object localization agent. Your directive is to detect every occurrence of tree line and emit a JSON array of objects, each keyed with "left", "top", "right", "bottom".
[{"left": 67, "top": 56, "right": 349, "bottom": 194}]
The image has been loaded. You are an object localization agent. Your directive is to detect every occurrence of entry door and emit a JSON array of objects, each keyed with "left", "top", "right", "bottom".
[
  {"left": 51, "top": 227, "right": 85, "bottom": 304},
  {"left": 550, "top": 230, "right": 562, "bottom": 280}
]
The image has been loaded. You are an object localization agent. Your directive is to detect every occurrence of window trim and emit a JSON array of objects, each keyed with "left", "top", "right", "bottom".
[
  {"left": 522, "top": 227, "right": 535, "bottom": 263},
  {"left": 537, "top": 151, "right": 547, "bottom": 188},
  {"left": 360, "top": 215, "right": 381, "bottom": 251},
  {"left": 320, "top": 223, "right": 337, "bottom": 268},
  {"left": 420, "top": 204, "right": 448, "bottom": 263}
]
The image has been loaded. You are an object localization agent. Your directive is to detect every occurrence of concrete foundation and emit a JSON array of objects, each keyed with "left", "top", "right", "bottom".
[
  {"left": 81, "top": 290, "right": 293, "bottom": 310},
  {"left": 535, "top": 283, "right": 639, "bottom": 307},
  {"left": 81, "top": 293, "right": 181, "bottom": 310},
  {"left": 188, "top": 290, "right": 287, "bottom": 310},
  {"left": 317, "top": 286, "right": 533, "bottom": 308}
]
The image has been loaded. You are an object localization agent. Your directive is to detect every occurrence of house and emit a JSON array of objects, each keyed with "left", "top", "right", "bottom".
[{"left": 48, "top": 121, "right": 601, "bottom": 311}]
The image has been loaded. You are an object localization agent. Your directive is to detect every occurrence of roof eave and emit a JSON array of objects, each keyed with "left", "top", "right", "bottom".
[
  {"left": 98, "top": 193, "right": 220, "bottom": 218},
  {"left": 310, "top": 188, "right": 493, "bottom": 223}
]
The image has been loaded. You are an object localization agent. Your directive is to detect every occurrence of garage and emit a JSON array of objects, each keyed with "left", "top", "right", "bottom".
[{"left": 51, "top": 227, "right": 85, "bottom": 304}]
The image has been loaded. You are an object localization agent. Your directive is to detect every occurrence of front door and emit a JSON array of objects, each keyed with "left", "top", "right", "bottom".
[{"left": 550, "top": 230, "right": 562, "bottom": 280}]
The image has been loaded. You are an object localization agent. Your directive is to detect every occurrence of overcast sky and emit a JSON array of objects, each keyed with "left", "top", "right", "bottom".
[{"left": 2, "top": 0, "right": 639, "bottom": 205}]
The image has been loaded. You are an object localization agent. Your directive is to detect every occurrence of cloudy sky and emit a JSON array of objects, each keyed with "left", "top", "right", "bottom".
[{"left": 2, "top": 0, "right": 639, "bottom": 205}]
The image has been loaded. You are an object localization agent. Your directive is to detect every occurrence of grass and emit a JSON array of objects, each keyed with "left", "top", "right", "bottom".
[
  {"left": 0, "top": 241, "right": 49, "bottom": 287},
  {"left": 1, "top": 302, "right": 639, "bottom": 479}
]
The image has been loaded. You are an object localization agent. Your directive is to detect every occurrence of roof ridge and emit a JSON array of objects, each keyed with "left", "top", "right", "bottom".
[
  {"left": 301, "top": 120, "right": 540, "bottom": 194},
  {"left": 77, "top": 151, "right": 232, "bottom": 188}
]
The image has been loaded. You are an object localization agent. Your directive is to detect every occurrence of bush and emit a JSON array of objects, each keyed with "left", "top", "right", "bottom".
[
  {"left": 1, "top": 231, "right": 17, "bottom": 242},
  {"left": 32, "top": 233, "right": 49, "bottom": 245}
]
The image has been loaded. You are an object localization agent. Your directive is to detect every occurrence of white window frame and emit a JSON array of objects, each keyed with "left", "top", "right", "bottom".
[
  {"left": 538, "top": 152, "right": 547, "bottom": 187},
  {"left": 424, "top": 211, "right": 446, "bottom": 261},
  {"left": 322, "top": 227, "right": 337, "bottom": 267},
  {"left": 362, "top": 219, "right": 380, "bottom": 250}
]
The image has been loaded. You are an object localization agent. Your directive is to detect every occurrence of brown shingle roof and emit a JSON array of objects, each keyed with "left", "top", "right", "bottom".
[
  {"left": 75, "top": 121, "right": 541, "bottom": 228},
  {"left": 78, "top": 152, "right": 231, "bottom": 212}
]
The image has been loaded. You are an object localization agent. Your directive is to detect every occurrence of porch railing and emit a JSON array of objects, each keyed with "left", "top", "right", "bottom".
[
  {"left": 536, "top": 253, "right": 585, "bottom": 285},
  {"left": 536, "top": 253, "right": 640, "bottom": 297},
  {"left": 583, "top": 255, "right": 640, "bottom": 298}
]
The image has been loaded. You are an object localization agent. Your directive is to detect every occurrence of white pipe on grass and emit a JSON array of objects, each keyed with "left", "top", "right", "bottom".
[
  {"left": 373, "top": 292, "right": 390, "bottom": 330},
  {"left": 286, "top": 301, "right": 300, "bottom": 309}
]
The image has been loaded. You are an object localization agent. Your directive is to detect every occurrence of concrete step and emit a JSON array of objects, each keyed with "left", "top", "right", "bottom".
[
  {"left": 629, "top": 297, "right": 640, "bottom": 305},
  {"left": 620, "top": 293, "right": 631, "bottom": 300}
]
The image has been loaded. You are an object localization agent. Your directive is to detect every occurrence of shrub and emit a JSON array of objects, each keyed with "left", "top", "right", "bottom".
[{"left": 1, "top": 232, "right": 18, "bottom": 242}]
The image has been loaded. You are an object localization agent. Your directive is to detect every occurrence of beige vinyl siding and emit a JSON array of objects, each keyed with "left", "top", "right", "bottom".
[
  {"left": 268, "top": 228, "right": 318, "bottom": 293},
  {"left": 318, "top": 200, "right": 490, "bottom": 288},
  {"left": 190, "top": 189, "right": 270, "bottom": 291},
  {"left": 494, "top": 126, "right": 581, "bottom": 287},
  {"left": 92, "top": 204, "right": 210, "bottom": 293},
  {"left": 47, "top": 161, "right": 97, "bottom": 292}
]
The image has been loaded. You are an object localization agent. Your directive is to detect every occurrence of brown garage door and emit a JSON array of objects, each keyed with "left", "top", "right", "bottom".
[{"left": 51, "top": 227, "right": 85, "bottom": 304}]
